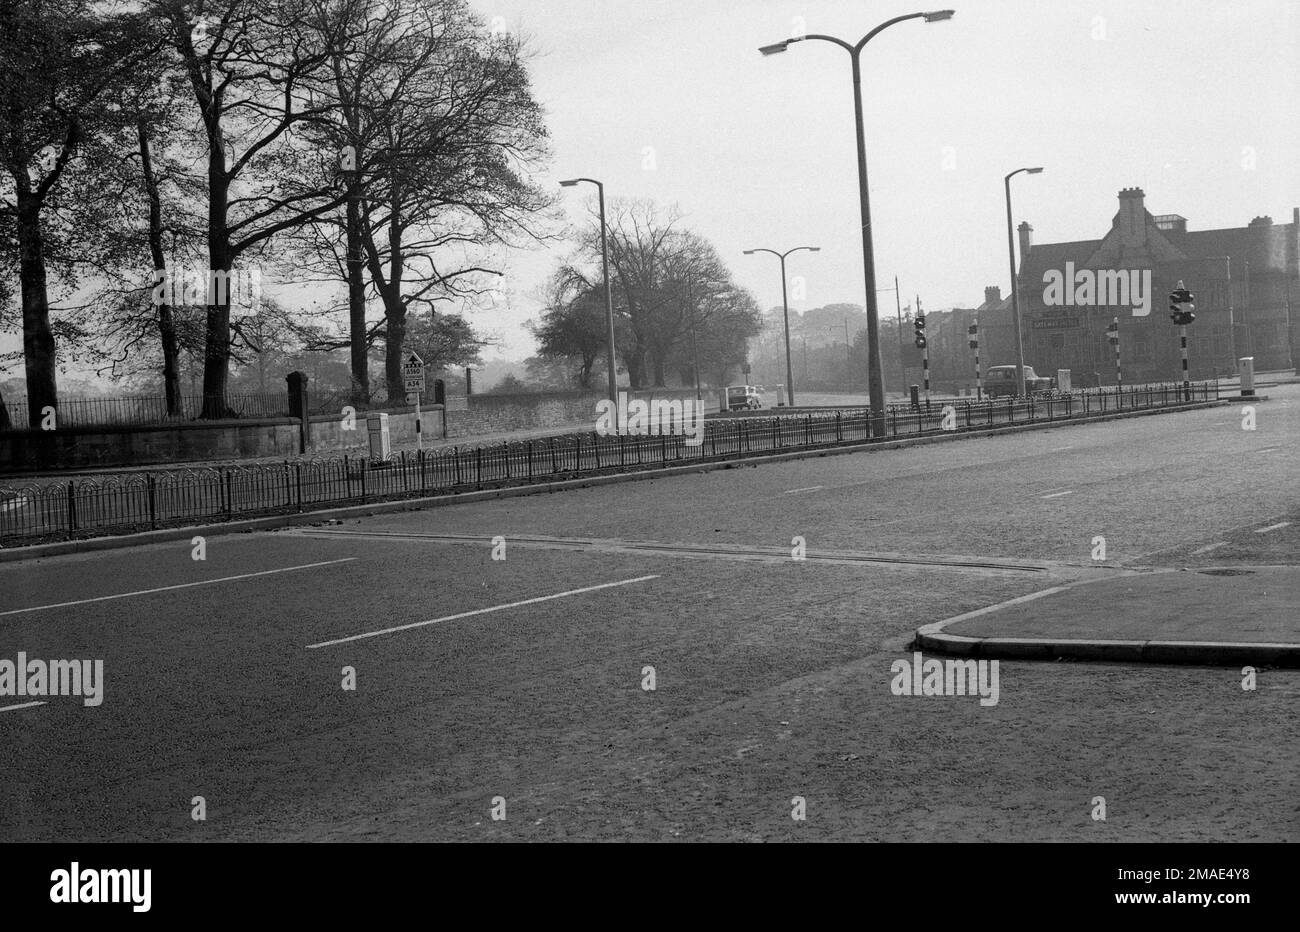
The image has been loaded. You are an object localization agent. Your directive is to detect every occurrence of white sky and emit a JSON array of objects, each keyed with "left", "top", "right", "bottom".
[
  {"left": 4, "top": 1, "right": 1297, "bottom": 381},
  {"left": 468, "top": 0, "right": 1299, "bottom": 359}
]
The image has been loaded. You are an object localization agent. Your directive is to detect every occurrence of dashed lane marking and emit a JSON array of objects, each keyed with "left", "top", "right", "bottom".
[
  {"left": 0, "top": 559, "right": 358, "bottom": 618},
  {"left": 1254, "top": 522, "right": 1291, "bottom": 534},
  {"left": 1040, "top": 490, "right": 1075, "bottom": 499},
  {"left": 1192, "top": 542, "right": 1229, "bottom": 554},
  {"left": 0, "top": 701, "right": 47, "bottom": 713},
  {"left": 783, "top": 486, "right": 825, "bottom": 494},
  {"left": 306, "top": 574, "right": 661, "bottom": 649}
]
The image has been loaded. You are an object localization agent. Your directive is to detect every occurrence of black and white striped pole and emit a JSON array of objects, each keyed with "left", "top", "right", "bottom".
[
  {"left": 913, "top": 300, "right": 930, "bottom": 404},
  {"left": 968, "top": 317, "right": 981, "bottom": 399},
  {"left": 1106, "top": 316, "right": 1122, "bottom": 392},
  {"left": 1168, "top": 281, "right": 1196, "bottom": 401}
]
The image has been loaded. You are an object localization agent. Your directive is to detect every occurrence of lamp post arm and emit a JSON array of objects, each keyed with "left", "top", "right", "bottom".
[{"left": 857, "top": 13, "right": 928, "bottom": 52}]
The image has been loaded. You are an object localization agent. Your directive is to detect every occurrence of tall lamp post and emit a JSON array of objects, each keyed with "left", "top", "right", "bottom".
[
  {"left": 743, "top": 245, "right": 819, "bottom": 406},
  {"left": 560, "top": 177, "right": 619, "bottom": 423},
  {"left": 1004, "top": 166, "right": 1043, "bottom": 398},
  {"left": 761, "top": 10, "right": 954, "bottom": 435}
]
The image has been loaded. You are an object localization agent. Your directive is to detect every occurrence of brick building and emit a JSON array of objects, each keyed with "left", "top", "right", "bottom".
[{"left": 1015, "top": 188, "right": 1299, "bottom": 384}]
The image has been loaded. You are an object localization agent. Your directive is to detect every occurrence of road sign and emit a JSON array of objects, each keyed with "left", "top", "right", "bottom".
[{"left": 402, "top": 351, "right": 425, "bottom": 392}]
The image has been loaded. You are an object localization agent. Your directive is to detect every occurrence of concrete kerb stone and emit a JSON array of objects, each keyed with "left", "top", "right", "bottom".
[
  {"left": 915, "top": 571, "right": 1300, "bottom": 668},
  {"left": 0, "top": 396, "right": 1238, "bottom": 564}
]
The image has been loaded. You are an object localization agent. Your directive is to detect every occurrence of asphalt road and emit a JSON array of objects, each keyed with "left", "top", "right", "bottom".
[
  {"left": 0, "top": 384, "right": 1216, "bottom": 544},
  {"left": 1, "top": 385, "right": 1295, "bottom": 841}
]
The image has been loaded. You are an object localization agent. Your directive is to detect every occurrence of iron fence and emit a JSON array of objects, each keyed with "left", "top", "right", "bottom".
[
  {"left": 0, "top": 392, "right": 292, "bottom": 429},
  {"left": 0, "top": 381, "right": 1220, "bottom": 546}
]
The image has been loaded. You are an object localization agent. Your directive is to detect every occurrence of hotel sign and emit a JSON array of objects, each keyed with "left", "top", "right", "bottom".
[{"left": 1031, "top": 316, "right": 1080, "bottom": 330}]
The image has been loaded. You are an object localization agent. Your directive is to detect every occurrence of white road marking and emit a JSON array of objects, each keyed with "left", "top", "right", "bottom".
[
  {"left": 0, "top": 559, "right": 357, "bottom": 618},
  {"left": 1254, "top": 522, "right": 1291, "bottom": 534},
  {"left": 0, "top": 701, "right": 47, "bottom": 713},
  {"left": 1048, "top": 446, "right": 1074, "bottom": 452},
  {"left": 783, "top": 486, "right": 824, "bottom": 494},
  {"left": 1192, "top": 542, "right": 1229, "bottom": 554},
  {"left": 306, "top": 574, "right": 662, "bottom": 649},
  {"left": 1253, "top": 447, "right": 1280, "bottom": 454},
  {"left": 1040, "top": 490, "right": 1075, "bottom": 499}
]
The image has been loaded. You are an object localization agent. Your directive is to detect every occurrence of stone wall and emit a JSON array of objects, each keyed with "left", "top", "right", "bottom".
[
  {"left": 0, "top": 387, "right": 719, "bottom": 473},
  {"left": 0, "top": 418, "right": 303, "bottom": 472}
]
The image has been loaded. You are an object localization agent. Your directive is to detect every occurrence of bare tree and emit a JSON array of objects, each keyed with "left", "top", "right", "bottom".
[
  {"left": 156, "top": 0, "right": 352, "bottom": 417},
  {"left": 0, "top": 0, "right": 159, "bottom": 426}
]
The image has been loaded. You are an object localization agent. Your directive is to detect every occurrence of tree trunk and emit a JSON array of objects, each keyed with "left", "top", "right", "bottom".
[
  {"left": 139, "top": 120, "right": 182, "bottom": 416},
  {"left": 384, "top": 288, "right": 406, "bottom": 402},
  {"left": 346, "top": 173, "right": 369, "bottom": 404},
  {"left": 200, "top": 126, "right": 234, "bottom": 419},
  {"left": 651, "top": 349, "right": 667, "bottom": 388},
  {"left": 15, "top": 188, "right": 57, "bottom": 429},
  {"left": 382, "top": 202, "right": 406, "bottom": 402},
  {"left": 0, "top": 386, "right": 12, "bottom": 431}
]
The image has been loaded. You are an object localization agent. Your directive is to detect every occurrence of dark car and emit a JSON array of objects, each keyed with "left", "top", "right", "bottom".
[
  {"left": 984, "top": 365, "right": 1054, "bottom": 398},
  {"left": 725, "top": 385, "right": 764, "bottom": 410}
]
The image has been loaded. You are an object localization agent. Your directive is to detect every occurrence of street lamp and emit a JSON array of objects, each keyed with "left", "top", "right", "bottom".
[
  {"left": 1004, "top": 166, "right": 1043, "bottom": 398},
  {"left": 743, "top": 245, "right": 819, "bottom": 406},
  {"left": 760, "top": 10, "right": 954, "bottom": 436},
  {"left": 560, "top": 177, "right": 619, "bottom": 422}
]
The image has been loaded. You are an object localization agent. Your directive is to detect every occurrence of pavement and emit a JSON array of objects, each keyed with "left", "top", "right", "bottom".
[
  {"left": 918, "top": 489, "right": 1300, "bottom": 666},
  {"left": 2, "top": 383, "right": 1296, "bottom": 841}
]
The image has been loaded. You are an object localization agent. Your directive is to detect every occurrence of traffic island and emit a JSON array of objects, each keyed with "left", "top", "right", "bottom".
[{"left": 916, "top": 565, "right": 1300, "bottom": 667}]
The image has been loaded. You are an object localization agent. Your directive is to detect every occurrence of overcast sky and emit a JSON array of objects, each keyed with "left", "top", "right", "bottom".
[
  {"left": 468, "top": 0, "right": 1299, "bottom": 358},
  {"left": 5, "top": 1, "right": 1296, "bottom": 381}
]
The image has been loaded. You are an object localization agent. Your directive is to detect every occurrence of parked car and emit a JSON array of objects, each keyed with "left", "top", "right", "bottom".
[
  {"left": 984, "top": 365, "right": 1054, "bottom": 398},
  {"left": 725, "top": 385, "right": 764, "bottom": 410}
]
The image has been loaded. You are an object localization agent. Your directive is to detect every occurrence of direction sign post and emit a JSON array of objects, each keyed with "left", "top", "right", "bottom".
[{"left": 402, "top": 352, "right": 426, "bottom": 450}]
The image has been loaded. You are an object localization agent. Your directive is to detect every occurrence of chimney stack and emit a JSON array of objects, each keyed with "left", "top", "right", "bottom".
[
  {"left": 984, "top": 286, "right": 1002, "bottom": 306},
  {"left": 1117, "top": 187, "right": 1147, "bottom": 247},
  {"left": 1017, "top": 221, "right": 1032, "bottom": 260}
]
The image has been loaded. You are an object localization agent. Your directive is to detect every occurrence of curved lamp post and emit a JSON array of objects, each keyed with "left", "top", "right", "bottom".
[
  {"left": 760, "top": 10, "right": 954, "bottom": 435},
  {"left": 743, "top": 246, "right": 819, "bottom": 406},
  {"left": 1005, "top": 166, "right": 1043, "bottom": 398},
  {"left": 560, "top": 177, "right": 619, "bottom": 421}
]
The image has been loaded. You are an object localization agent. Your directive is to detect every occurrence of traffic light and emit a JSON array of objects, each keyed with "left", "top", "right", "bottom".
[
  {"left": 1168, "top": 283, "right": 1196, "bottom": 326},
  {"left": 1106, "top": 318, "right": 1119, "bottom": 344},
  {"left": 913, "top": 313, "right": 926, "bottom": 349},
  {"left": 967, "top": 321, "right": 979, "bottom": 350}
]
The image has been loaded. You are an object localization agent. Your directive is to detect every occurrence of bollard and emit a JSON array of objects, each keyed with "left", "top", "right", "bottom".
[
  {"left": 366, "top": 412, "right": 391, "bottom": 463},
  {"left": 909, "top": 384, "right": 920, "bottom": 408},
  {"left": 1238, "top": 357, "right": 1255, "bottom": 397}
]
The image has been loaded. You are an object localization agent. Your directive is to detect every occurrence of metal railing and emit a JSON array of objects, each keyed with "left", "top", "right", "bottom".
[
  {"left": 0, "top": 381, "right": 1220, "bottom": 546},
  {"left": 0, "top": 392, "right": 292, "bottom": 429}
]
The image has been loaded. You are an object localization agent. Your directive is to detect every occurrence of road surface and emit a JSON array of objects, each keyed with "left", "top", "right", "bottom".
[{"left": 1, "top": 386, "right": 1295, "bottom": 841}]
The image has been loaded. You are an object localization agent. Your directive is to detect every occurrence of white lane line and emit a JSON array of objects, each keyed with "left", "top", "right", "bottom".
[
  {"left": 307, "top": 574, "right": 661, "bottom": 649},
  {"left": 0, "top": 559, "right": 357, "bottom": 618},
  {"left": 1048, "top": 446, "right": 1074, "bottom": 452},
  {"left": 783, "top": 486, "right": 825, "bottom": 494},
  {"left": 0, "top": 701, "right": 47, "bottom": 713},
  {"left": 1040, "top": 490, "right": 1075, "bottom": 499},
  {"left": 1192, "top": 542, "right": 1229, "bottom": 554},
  {"left": 1253, "top": 447, "right": 1280, "bottom": 454},
  {"left": 1254, "top": 522, "right": 1292, "bottom": 534}
]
